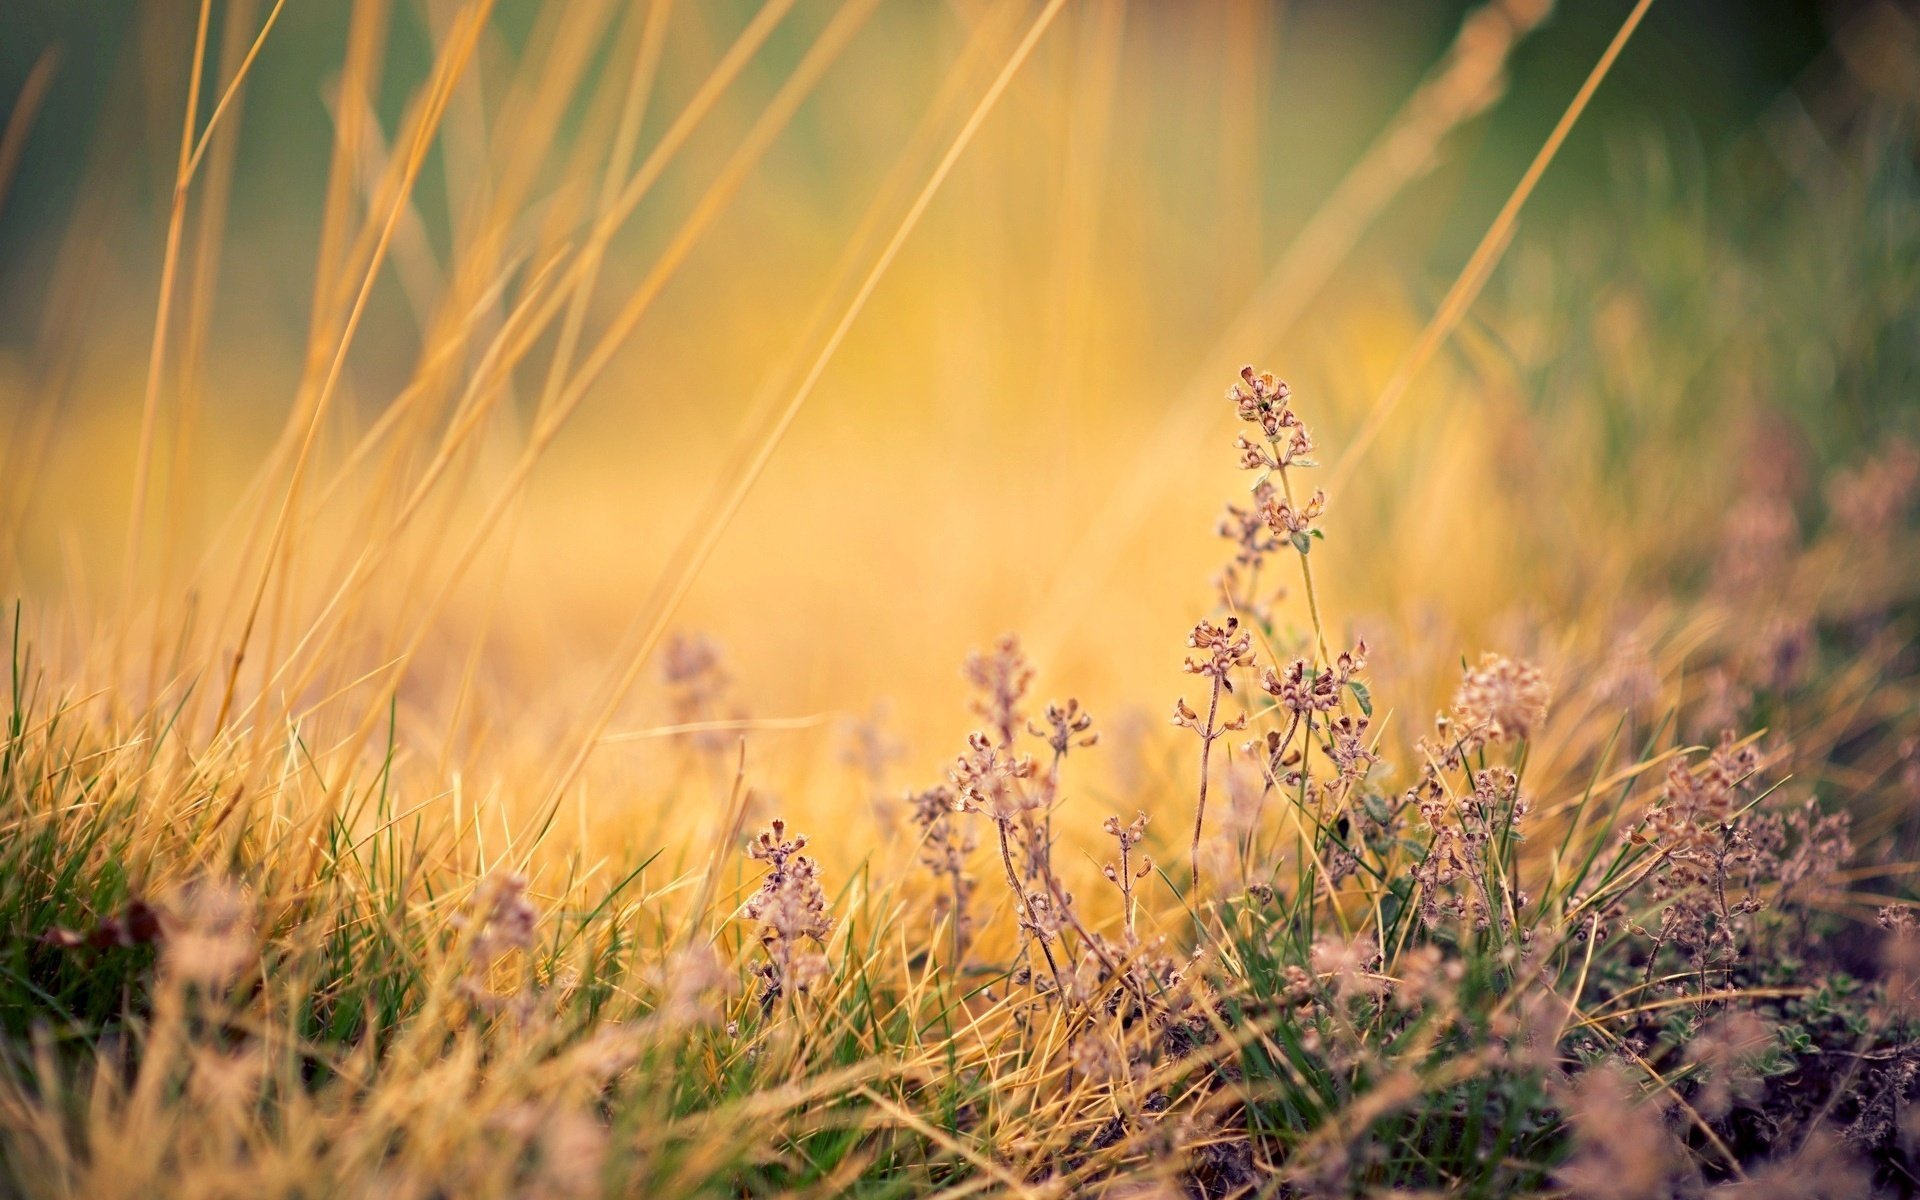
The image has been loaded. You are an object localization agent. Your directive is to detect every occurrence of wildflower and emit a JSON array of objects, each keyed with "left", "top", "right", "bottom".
[
  {"left": 743, "top": 820, "right": 834, "bottom": 1003},
  {"left": 949, "top": 731, "right": 1036, "bottom": 824},
  {"left": 1764, "top": 796, "right": 1852, "bottom": 901},
  {"left": 965, "top": 634, "right": 1034, "bottom": 749},
  {"left": 1175, "top": 618, "right": 1254, "bottom": 895},
  {"left": 1101, "top": 811, "right": 1152, "bottom": 941},
  {"left": 1031, "top": 698, "right": 1098, "bottom": 759},
  {"left": 662, "top": 631, "right": 738, "bottom": 752},
  {"left": 1326, "top": 714, "right": 1377, "bottom": 787},
  {"left": 463, "top": 871, "right": 540, "bottom": 968},
  {"left": 1635, "top": 734, "right": 1770, "bottom": 986},
  {"left": 1226, "top": 366, "right": 1314, "bottom": 470},
  {"left": 1020, "top": 698, "right": 1099, "bottom": 881},
  {"left": 1261, "top": 643, "right": 1364, "bottom": 719},
  {"left": 1261, "top": 487, "right": 1327, "bottom": 552},
  {"left": 1217, "top": 480, "right": 1285, "bottom": 617},
  {"left": 910, "top": 783, "right": 976, "bottom": 963},
  {"left": 1179, "top": 617, "right": 1255, "bottom": 690},
  {"left": 949, "top": 732, "right": 1066, "bottom": 993},
  {"left": 1409, "top": 766, "right": 1527, "bottom": 935},
  {"left": 1450, "top": 652, "right": 1550, "bottom": 745}
]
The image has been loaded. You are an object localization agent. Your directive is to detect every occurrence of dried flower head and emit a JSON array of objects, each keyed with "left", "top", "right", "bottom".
[
  {"left": 662, "top": 631, "right": 739, "bottom": 752},
  {"left": 463, "top": 871, "right": 540, "bottom": 968},
  {"left": 1262, "top": 487, "right": 1328, "bottom": 551},
  {"left": 1450, "top": 652, "right": 1550, "bottom": 745},
  {"left": 965, "top": 634, "right": 1034, "bottom": 749},
  {"left": 743, "top": 819, "right": 834, "bottom": 1003},
  {"left": 1031, "top": 698, "right": 1098, "bottom": 758},
  {"left": 1101, "top": 811, "right": 1153, "bottom": 941},
  {"left": 1227, "top": 366, "right": 1314, "bottom": 470},
  {"left": 1633, "top": 734, "right": 1777, "bottom": 984},
  {"left": 1220, "top": 480, "right": 1281, "bottom": 564},
  {"left": 1409, "top": 765, "right": 1528, "bottom": 933},
  {"left": 948, "top": 731, "right": 1037, "bottom": 822},
  {"left": 910, "top": 783, "right": 976, "bottom": 962},
  {"left": 1180, "top": 617, "right": 1255, "bottom": 693}
]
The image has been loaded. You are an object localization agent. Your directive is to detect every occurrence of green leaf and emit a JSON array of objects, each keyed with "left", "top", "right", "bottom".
[
  {"left": 1362, "top": 791, "right": 1390, "bottom": 824},
  {"left": 1289, "top": 531, "right": 1311, "bottom": 555},
  {"left": 1348, "top": 680, "right": 1372, "bottom": 716}
]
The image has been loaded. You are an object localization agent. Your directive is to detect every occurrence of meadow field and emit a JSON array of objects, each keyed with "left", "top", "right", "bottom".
[{"left": 1, "top": 0, "right": 1919, "bottom": 1195}]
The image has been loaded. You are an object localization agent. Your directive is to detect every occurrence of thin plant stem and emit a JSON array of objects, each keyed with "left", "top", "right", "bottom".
[
  {"left": 1191, "top": 672, "right": 1225, "bottom": 898},
  {"left": 996, "top": 817, "right": 1064, "bottom": 997}
]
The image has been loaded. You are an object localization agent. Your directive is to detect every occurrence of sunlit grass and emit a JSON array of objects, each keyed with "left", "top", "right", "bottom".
[{"left": 1, "top": 0, "right": 1918, "bottom": 1196}]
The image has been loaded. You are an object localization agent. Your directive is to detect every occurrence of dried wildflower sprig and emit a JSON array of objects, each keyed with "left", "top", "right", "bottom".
[
  {"left": 1032, "top": 698, "right": 1098, "bottom": 761},
  {"left": 962, "top": 635, "right": 1066, "bottom": 885},
  {"left": 965, "top": 634, "right": 1034, "bottom": 750},
  {"left": 909, "top": 784, "right": 976, "bottom": 965},
  {"left": 1261, "top": 642, "right": 1367, "bottom": 720},
  {"left": 1395, "top": 653, "right": 1554, "bottom": 942},
  {"left": 1227, "top": 367, "right": 1314, "bottom": 470},
  {"left": 1227, "top": 366, "right": 1331, "bottom": 665},
  {"left": 1408, "top": 765, "right": 1531, "bottom": 939},
  {"left": 662, "top": 632, "right": 739, "bottom": 754},
  {"left": 1102, "top": 812, "right": 1151, "bottom": 943},
  {"left": 1175, "top": 616, "right": 1254, "bottom": 895},
  {"left": 843, "top": 707, "right": 903, "bottom": 832},
  {"left": 743, "top": 819, "right": 834, "bottom": 1006},
  {"left": 1448, "top": 653, "right": 1550, "bottom": 751},
  {"left": 950, "top": 732, "right": 1067, "bottom": 994},
  {"left": 1626, "top": 735, "right": 1776, "bottom": 992},
  {"left": 453, "top": 872, "right": 542, "bottom": 1019},
  {"left": 1263, "top": 487, "right": 1327, "bottom": 549},
  {"left": 1217, "top": 479, "right": 1285, "bottom": 622},
  {"left": 1030, "top": 698, "right": 1098, "bottom": 877}
]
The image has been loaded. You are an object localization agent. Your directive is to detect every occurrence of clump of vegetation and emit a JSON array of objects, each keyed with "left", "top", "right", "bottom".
[
  {"left": 4, "top": 348, "right": 1917, "bottom": 1197},
  {"left": 3, "top": 2, "right": 1919, "bottom": 1197}
]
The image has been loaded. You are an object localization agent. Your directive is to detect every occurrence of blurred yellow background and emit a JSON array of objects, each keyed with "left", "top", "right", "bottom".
[{"left": 1, "top": 0, "right": 1911, "bottom": 865}]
